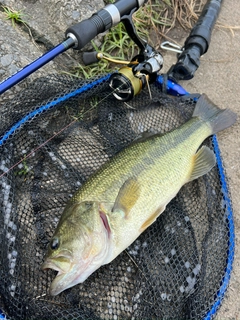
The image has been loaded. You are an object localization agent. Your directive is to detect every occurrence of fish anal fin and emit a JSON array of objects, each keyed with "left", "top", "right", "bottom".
[
  {"left": 189, "top": 146, "right": 216, "bottom": 182},
  {"left": 140, "top": 205, "right": 165, "bottom": 233},
  {"left": 112, "top": 177, "right": 141, "bottom": 218}
]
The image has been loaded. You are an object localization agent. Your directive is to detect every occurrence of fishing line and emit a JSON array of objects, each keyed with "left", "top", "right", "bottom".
[
  {"left": 0, "top": 73, "right": 138, "bottom": 179},
  {"left": 0, "top": 119, "right": 77, "bottom": 179},
  {"left": 0, "top": 75, "right": 111, "bottom": 147}
]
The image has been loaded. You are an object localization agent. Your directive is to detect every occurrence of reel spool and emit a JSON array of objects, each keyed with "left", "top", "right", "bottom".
[
  {"left": 109, "top": 49, "right": 163, "bottom": 101},
  {"left": 82, "top": 12, "right": 164, "bottom": 102},
  {"left": 109, "top": 66, "right": 147, "bottom": 101}
]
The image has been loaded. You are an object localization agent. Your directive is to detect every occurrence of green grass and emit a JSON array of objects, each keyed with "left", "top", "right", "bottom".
[
  {"left": 67, "top": 0, "right": 206, "bottom": 79},
  {"left": 1, "top": 5, "right": 37, "bottom": 44},
  {"left": 70, "top": 0, "right": 174, "bottom": 78},
  {"left": 2, "top": 6, "right": 27, "bottom": 27},
  {"left": 14, "top": 156, "right": 32, "bottom": 176}
]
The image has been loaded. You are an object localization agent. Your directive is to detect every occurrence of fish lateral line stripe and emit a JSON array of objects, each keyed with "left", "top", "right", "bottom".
[{"left": 145, "top": 120, "right": 210, "bottom": 159}]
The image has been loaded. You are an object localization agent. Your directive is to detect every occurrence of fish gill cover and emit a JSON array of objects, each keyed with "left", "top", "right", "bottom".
[{"left": 0, "top": 74, "right": 234, "bottom": 320}]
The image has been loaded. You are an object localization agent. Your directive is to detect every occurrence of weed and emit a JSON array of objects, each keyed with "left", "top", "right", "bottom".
[
  {"left": 133, "top": 0, "right": 172, "bottom": 41},
  {"left": 15, "top": 156, "right": 32, "bottom": 176},
  {"left": 1, "top": 5, "right": 39, "bottom": 47},
  {"left": 2, "top": 6, "right": 27, "bottom": 27},
  {"left": 70, "top": 0, "right": 206, "bottom": 78},
  {"left": 64, "top": 95, "right": 100, "bottom": 123}
]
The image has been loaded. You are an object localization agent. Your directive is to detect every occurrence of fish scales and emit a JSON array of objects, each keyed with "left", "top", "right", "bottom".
[
  {"left": 41, "top": 94, "right": 237, "bottom": 295},
  {"left": 71, "top": 117, "right": 210, "bottom": 205}
]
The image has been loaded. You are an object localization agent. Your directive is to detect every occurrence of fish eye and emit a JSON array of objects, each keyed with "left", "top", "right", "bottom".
[{"left": 50, "top": 237, "right": 59, "bottom": 250}]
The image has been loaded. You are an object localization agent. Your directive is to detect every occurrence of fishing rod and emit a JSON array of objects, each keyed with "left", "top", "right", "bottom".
[
  {"left": 0, "top": 0, "right": 147, "bottom": 95},
  {"left": 0, "top": 0, "right": 223, "bottom": 99},
  {"left": 83, "top": 0, "right": 224, "bottom": 101},
  {"left": 167, "top": 0, "right": 223, "bottom": 81}
]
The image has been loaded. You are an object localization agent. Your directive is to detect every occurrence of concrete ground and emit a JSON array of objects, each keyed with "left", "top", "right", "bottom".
[{"left": 162, "top": 0, "right": 240, "bottom": 317}]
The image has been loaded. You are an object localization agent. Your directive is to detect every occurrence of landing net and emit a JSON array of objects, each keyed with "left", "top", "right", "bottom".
[{"left": 0, "top": 74, "right": 234, "bottom": 320}]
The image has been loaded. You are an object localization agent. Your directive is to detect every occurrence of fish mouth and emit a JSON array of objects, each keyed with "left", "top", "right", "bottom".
[
  {"left": 41, "top": 249, "right": 73, "bottom": 272},
  {"left": 41, "top": 258, "right": 74, "bottom": 296},
  {"left": 41, "top": 260, "right": 65, "bottom": 274},
  {"left": 42, "top": 259, "right": 91, "bottom": 296},
  {"left": 41, "top": 261, "right": 66, "bottom": 279},
  {"left": 42, "top": 252, "right": 107, "bottom": 296}
]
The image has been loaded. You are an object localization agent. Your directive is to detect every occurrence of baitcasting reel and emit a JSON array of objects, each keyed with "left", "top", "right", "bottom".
[{"left": 83, "top": 12, "right": 163, "bottom": 101}]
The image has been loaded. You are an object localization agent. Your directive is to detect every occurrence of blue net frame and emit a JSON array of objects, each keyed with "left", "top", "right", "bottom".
[{"left": 0, "top": 74, "right": 234, "bottom": 319}]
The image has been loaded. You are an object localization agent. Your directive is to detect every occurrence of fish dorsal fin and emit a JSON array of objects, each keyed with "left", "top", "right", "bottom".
[
  {"left": 188, "top": 146, "right": 216, "bottom": 182},
  {"left": 112, "top": 177, "right": 141, "bottom": 218}
]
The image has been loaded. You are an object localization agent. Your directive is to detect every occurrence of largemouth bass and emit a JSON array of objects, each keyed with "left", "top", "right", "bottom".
[{"left": 42, "top": 94, "right": 237, "bottom": 296}]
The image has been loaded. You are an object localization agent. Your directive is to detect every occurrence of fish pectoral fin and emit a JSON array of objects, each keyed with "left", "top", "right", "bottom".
[
  {"left": 188, "top": 146, "right": 216, "bottom": 182},
  {"left": 140, "top": 205, "right": 166, "bottom": 233},
  {"left": 112, "top": 177, "right": 141, "bottom": 218}
]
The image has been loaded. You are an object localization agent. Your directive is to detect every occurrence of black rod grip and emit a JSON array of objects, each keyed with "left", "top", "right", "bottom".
[
  {"left": 66, "top": 11, "right": 111, "bottom": 50},
  {"left": 184, "top": 0, "right": 223, "bottom": 54},
  {"left": 114, "top": 0, "right": 141, "bottom": 16},
  {"left": 65, "top": 0, "right": 147, "bottom": 50},
  {"left": 167, "top": 0, "right": 223, "bottom": 81}
]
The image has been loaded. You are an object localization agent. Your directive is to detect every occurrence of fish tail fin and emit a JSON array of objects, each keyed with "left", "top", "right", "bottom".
[{"left": 193, "top": 94, "right": 237, "bottom": 134}]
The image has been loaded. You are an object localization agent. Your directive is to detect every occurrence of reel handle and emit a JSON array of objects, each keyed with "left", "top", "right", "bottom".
[{"left": 82, "top": 52, "right": 99, "bottom": 65}]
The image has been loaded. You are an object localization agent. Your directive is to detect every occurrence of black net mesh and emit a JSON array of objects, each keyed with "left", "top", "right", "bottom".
[{"left": 0, "top": 74, "right": 234, "bottom": 320}]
